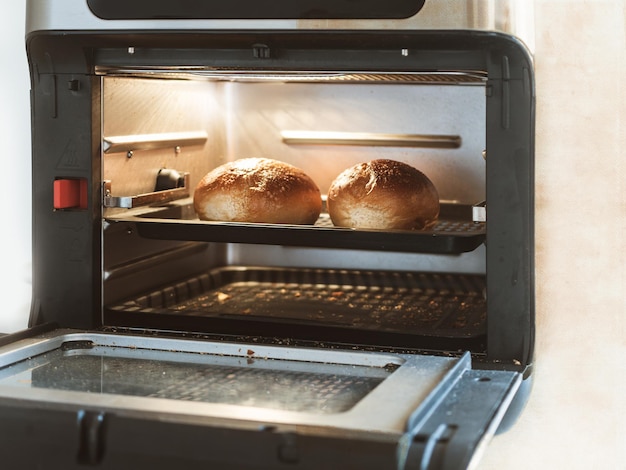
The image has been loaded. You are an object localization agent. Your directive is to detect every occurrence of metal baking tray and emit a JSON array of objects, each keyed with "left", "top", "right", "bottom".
[
  {"left": 106, "top": 200, "right": 485, "bottom": 254},
  {"left": 107, "top": 267, "right": 487, "bottom": 349}
]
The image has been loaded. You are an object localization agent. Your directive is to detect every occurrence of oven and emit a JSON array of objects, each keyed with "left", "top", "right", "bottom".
[{"left": 0, "top": 1, "right": 535, "bottom": 468}]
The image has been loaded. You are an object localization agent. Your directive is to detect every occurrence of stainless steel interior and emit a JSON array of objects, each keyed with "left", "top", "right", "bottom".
[
  {"left": 101, "top": 71, "right": 487, "bottom": 204},
  {"left": 101, "top": 70, "right": 488, "bottom": 343}
]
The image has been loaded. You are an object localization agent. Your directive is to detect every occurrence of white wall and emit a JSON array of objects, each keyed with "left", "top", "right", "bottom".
[
  {"left": 0, "top": 0, "right": 31, "bottom": 333},
  {"left": 480, "top": 1, "right": 626, "bottom": 469}
]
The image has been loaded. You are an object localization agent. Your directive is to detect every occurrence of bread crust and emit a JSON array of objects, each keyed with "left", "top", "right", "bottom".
[
  {"left": 193, "top": 158, "right": 322, "bottom": 224},
  {"left": 327, "top": 159, "right": 439, "bottom": 230}
]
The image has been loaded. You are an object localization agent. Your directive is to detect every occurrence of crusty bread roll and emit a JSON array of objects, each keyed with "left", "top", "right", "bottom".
[
  {"left": 194, "top": 158, "right": 322, "bottom": 224},
  {"left": 327, "top": 159, "right": 439, "bottom": 230}
]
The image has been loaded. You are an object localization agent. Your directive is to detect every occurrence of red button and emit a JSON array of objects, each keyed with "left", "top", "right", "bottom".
[{"left": 54, "top": 178, "right": 88, "bottom": 209}]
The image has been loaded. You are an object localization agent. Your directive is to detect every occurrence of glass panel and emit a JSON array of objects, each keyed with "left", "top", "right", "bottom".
[{"left": 0, "top": 345, "right": 391, "bottom": 414}]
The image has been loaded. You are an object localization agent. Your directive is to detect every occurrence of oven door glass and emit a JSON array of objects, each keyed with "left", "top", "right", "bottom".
[{"left": 0, "top": 329, "right": 521, "bottom": 469}]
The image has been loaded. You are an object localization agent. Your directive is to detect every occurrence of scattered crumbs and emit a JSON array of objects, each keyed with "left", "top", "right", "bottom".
[{"left": 216, "top": 292, "right": 231, "bottom": 302}]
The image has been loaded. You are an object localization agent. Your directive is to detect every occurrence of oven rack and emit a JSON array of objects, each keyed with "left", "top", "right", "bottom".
[
  {"left": 106, "top": 267, "right": 487, "bottom": 349},
  {"left": 106, "top": 201, "right": 485, "bottom": 254}
]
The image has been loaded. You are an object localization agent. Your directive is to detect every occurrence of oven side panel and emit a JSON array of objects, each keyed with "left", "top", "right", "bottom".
[
  {"left": 485, "top": 41, "right": 535, "bottom": 367},
  {"left": 28, "top": 35, "right": 102, "bottom": 329}
]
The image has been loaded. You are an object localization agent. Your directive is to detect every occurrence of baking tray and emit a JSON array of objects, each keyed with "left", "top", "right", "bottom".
[
  {"left": 106, "top": 200, "right": 485, "bottom": 254},
  {"left": 108, "top": 267, "right": 487, "bottom": 344}
]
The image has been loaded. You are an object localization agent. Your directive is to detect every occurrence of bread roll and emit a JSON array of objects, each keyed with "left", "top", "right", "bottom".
[
  {"left": 327, "top": 159, "right": 439, "bottom": 230},
  {"left": 194, "top": 158, "right": 322, "bottom": 224}
]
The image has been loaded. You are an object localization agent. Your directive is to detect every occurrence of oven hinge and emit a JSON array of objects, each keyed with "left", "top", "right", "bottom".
[
  {"left": 396, "top": 353, "right": 521, "bottom": 470},
  {"left": 76, "top": 410, "right": 107, "bottom": 465}
]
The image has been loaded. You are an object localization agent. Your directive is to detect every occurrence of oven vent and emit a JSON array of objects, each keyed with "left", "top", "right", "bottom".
[
  {"left": 95, "top": 67, "right": 487, "bottom": 84},
  {"left": 325, "top": 72, "right": 486, "bottom": 84}
]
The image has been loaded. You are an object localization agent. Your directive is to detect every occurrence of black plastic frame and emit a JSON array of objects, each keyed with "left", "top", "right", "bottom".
[
  {"left": 86, "top": 0, "right": 426, "bottom": 20},
  {"left": 0, "top": 399, "right": 399, "bottom": 468},
  {"left": 26, "top": 29, "right": 534, "bottom": 368}
]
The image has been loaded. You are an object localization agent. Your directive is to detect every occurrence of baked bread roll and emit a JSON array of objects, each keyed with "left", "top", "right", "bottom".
[
  {"left": 194, "top": 158, "right": 322, "bottom": 224},
  {"left": 327, "top": 159, "right": 439, "bottom": 230}
]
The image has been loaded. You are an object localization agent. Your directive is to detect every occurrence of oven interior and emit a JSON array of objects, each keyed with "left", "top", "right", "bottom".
[{"left": 101, "top": 69, "right": 489, "bottom": 353}]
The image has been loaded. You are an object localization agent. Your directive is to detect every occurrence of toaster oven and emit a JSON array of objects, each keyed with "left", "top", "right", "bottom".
[{"left": 0, "top": 1, "right": 535, "bottom": 468}]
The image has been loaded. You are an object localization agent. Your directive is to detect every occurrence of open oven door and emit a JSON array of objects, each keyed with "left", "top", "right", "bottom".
[{"left": 0, "top": 328, "right": 525, "bottom": 470}]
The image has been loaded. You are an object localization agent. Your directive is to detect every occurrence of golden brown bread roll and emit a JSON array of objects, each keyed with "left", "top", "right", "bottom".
[
  {"left": 327, "top": 159, "right": 439, "bottom": 230},
  {"left": 193, "top": 158, "right": 322, "bottom": 224}
]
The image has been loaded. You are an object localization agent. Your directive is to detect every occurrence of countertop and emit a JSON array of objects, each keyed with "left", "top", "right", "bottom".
[{"left": 1, "top": 1, "right": 625, "bottom": 469}]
